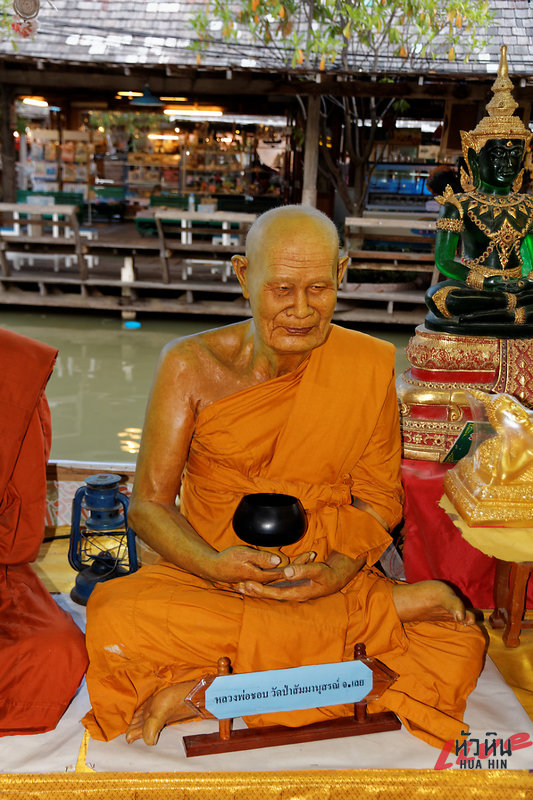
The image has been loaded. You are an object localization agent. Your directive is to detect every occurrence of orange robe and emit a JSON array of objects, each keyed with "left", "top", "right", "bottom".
[
  {"left": 83, "top": 325, "right": 484, "bottom": 748},
  {"left": 0, "top": 329, "right": 88, "bottom": 736}
]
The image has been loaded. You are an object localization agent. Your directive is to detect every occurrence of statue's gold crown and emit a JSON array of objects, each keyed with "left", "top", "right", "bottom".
[{"left": 460, "top": 45, "right": 532, "bottom": 155}]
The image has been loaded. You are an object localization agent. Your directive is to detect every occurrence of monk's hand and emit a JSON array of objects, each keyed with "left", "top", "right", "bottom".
[
  {"left": 209, "top": 545, "right": 289, "bottom": 585},
  {"left": 236, "top": 551, "right": 363, "bottom": 602}
]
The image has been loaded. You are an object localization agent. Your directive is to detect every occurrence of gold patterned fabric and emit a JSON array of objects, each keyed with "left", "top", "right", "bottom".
[{"left": 0, "top": 770, "right": 532, "bottom": 799}]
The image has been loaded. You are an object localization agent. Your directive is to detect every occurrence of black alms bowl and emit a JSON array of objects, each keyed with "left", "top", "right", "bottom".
[{"left": 232, "top": 493, "right": 308, "bottom": 548}]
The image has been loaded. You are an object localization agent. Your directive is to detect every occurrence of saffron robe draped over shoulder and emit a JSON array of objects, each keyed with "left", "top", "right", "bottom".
[
  {"left": 84, "top": 325, "right": 484, "bottom": 748},
  {"left": 0, "top": 328, "right": 88, "bottom": 736}
]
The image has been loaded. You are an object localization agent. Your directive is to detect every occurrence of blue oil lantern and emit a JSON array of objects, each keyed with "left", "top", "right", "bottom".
[{"left": 68, "top": 473, "right": 139, "bottom": 606}]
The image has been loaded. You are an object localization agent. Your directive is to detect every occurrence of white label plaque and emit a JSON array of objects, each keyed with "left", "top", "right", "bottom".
[{"left": 204, "top": 660, "right": 372, "bottom": 719}]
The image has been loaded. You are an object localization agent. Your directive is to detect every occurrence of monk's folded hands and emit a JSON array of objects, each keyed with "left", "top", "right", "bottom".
[
  {"left": 235, "top": 550, "right": 364, "bottom": 602},
  {"left": 207, "top": 544, "right": 290, "bottom": 585}
]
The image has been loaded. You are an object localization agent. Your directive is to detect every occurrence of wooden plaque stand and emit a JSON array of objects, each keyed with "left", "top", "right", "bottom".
[{"left": 182, "top": 643, "right": 401, "bottom": 757}]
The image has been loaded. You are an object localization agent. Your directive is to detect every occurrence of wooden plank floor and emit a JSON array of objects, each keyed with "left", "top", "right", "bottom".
[{"left": 35, "top": 535, "right": 533, "bottom": 723}]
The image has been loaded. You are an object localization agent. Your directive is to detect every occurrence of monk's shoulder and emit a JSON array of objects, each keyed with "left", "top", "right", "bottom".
[
  {"left": 157, "top": 321, "right": 250, "bottom": 380},
  {"left": 331, "top": 325, "right": 395, "bottom": 367},
  {"left": 194, "top": 320, "right": 251, "bottom": 366}
]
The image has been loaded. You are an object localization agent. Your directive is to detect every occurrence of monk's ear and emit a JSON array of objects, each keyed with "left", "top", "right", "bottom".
[
  {"left": 336, "top": 256, "right": 349, "bottom": 287},
  {"left": 232, "top": 255, "right": 249, "bottom": 298}
]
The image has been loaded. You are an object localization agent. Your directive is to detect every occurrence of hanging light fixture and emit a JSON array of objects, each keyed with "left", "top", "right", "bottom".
[
  {"left": 163, "top": 105, "right": 224, "bottom": 118},
  {"left": 68, "top": 474, "right": 139, "bottom": 605},
  {"left": 22, "top": 96, "right": 48, "bottom": 107},
  {"left": 130, "top": 85, "right": 164, "bottom": 107}
]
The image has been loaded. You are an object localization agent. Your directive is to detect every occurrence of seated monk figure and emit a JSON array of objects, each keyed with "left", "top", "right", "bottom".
[
  {"left": 426, "top": 45, "right": 533, "bottom": 336},
  {"left": 82, "top": 204, "right": 485, "bottom": 751},
  {"left": 0, "top": 329, "right": 88, "bottom": 735}
]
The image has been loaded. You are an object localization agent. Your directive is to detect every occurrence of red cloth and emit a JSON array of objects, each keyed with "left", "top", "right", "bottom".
[
  {"left": 0, "top": 328, "right": 88, "bottom": 736},
  {"left": 401, "top": 458, "right": 533, "bottom": 609}
]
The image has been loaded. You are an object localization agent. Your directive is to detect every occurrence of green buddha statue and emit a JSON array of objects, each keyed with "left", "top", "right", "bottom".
[{"left": 425, "top": 45, "right": 533, "bottom": 336}]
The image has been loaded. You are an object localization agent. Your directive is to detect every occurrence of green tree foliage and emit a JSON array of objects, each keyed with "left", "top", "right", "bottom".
[
  {"left": 191, "top": 0, "right": 493, "bottom": 213},
  {"left": 192, "top": 0, "right": 492, "bottom": 71}
]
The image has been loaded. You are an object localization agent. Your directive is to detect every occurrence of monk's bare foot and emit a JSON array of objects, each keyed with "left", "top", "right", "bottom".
[
  {"left": 125, "top": 680, "right": 199, "bottom": 746},
  {"left": 392, "top": 579, "right": 475, "bottom": 625}
]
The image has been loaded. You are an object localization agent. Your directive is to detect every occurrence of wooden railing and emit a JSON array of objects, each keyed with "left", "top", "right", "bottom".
[{"left": 343, "top": 216, "right": 438, "bottom": 285}]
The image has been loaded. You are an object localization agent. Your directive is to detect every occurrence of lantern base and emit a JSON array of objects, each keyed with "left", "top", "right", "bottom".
[{"left": 70, "top": 564, "right": 128, "bottom": 606}]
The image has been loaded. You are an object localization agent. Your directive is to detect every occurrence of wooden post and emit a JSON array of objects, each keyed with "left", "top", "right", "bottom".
[
  {"left": 217, "top": 657, "right": 232, "bottom": 741},
  {"left": 155, "top": 215, "right": 171, "bottom": 283},
  {"left": 301, "top": 95, "right": 320, "bottom": 208},
  {"left": 0, "top": 86, "right": 16, "bottom": 203}
]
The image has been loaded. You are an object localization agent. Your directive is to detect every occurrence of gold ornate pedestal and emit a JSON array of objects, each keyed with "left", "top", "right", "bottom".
[
  {"left": 443, "top": 390, "right": 533, "bottom": 526},
  {"left": 397, "top": 326, "right": 533, "bottom": 462}
]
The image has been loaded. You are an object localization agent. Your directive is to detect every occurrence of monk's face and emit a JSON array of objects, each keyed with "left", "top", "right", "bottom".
[{"left": 234, "top": 217, "right": 347, "bottom": 357}]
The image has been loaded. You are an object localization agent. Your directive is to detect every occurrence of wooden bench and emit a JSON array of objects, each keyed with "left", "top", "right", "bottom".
[
  {"left": 154, "top": 209, "right": 257, "bottom": 283},
  {"left": 0, "top": 202, "right": 88, "bottom": 277},
  {"left": 343, "top": 216, "right": 438, "bottom": 285},
  {"left": 334, "top": 216, "right": 439, "bottom": 323}
]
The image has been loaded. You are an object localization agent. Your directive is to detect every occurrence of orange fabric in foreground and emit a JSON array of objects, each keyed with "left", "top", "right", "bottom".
[
  {"left": 0, "top": 329, "right": 88, "bottom": 736},
  {"left": 83, "top": 326, "right": 484, "bottom": 749}
]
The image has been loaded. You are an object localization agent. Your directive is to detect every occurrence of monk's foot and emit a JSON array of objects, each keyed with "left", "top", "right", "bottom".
[
  {"left": 391, "top": 579, "right": 475, "bottom": 625},
  {"left": 125, "top": 680, "right": 199, "bottom": 746}
]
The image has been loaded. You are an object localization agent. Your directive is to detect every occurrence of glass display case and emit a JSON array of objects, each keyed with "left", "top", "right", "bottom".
[{"left": 366, "top": 163, "right": 433, "bottom": 212}]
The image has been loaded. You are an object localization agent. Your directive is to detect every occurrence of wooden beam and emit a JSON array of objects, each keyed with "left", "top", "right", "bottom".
[{"left": 0, "top": 61, "right": 519, "bottom": 105}]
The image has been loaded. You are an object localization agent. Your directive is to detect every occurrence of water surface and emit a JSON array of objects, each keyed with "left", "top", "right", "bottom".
[{"left": 1, "top": 310, "right": 411, "bottom": 463}]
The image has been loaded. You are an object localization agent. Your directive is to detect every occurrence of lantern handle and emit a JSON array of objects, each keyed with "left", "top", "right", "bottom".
[
  {"left": 68, "top": 484, "right": 87, "bottom": 572},
  {"left": 116, "top": 492, "right": 139, "bottom": 572}
]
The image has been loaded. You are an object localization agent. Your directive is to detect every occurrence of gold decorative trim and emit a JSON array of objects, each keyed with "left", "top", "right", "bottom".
[
  {"left": 513, "top": 168, "right": 525, "bottom": 192},
  {"left": 402, "top": 445, "right": 443, "bottom": 462},
  {"left": 406, "top": 345, "right": 500, "bottom": 369},
  {"left": 506, "top": 293, "right": 518, "bottom": 310},
  {"left": 460, "top": 164, "right": 475, "bottom": 192},
  {"left": 401, "top": 373, "right": 491, "bottom": 391},
  {"left": 436, "top": 185, "right": 465, "bottom": 216},
  {"left": 465, "top": 270, "right": 485, "bottom": 290},
  {"left": 463, "top": 204, "right": 528, "bottom": 271},
  {"left": 436, "top": 217, "right": 464, "bottom": 233},
  {"left": 468, "top": 189, "right": 533, "bottom": 211},
  {"left": 460, "top": 45, "right": 532, "bottom": 154},
  {"left": 415, "top": 325, "right": 487, "bottom": 342},
  {"left": 514, "top": 306, "right": 526, "bottom": 324},
  {"left": 465, "top": 263, "right": 522, "bottom": 280},
  {"left": 430, "top": 285, "right": 456, "bottom": 318},
  {"left": 401, "top": 417, "right": 466, "bottom": 431},
  {"left": 401, "top": 415, "right": 468, "bottom": 463}
]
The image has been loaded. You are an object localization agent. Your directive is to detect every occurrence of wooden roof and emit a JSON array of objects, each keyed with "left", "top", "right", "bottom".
[{"left": 1, "top": 0, "right": 533, "bottom": 108}]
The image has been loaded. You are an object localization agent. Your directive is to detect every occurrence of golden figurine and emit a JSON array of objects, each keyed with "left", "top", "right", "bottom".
[{"left": 444, "top": 389, "right": 533, "bottom": 525}]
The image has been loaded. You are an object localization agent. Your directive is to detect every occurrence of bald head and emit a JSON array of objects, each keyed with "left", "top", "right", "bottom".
[{"left": 246, "top": 205, "right": 339, "bottom": 267}]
